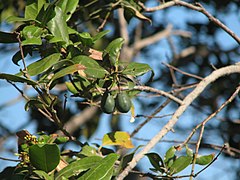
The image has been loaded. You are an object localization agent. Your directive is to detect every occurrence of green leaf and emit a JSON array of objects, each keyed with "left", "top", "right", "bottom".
[
  {"left": 6, "top": 16, "right": 30, "bottom": 23},
  {"left": 169, "top": 156, "right": 192, "bottom": 175},
  {"left": 12, "top": 46, "right": 33, "bottom": 66},
  {"left": 24, "top": 99, "right": 45, "bottom": 111},
  {"left": 20, "top": 53, "right": 61, "bottom": 76},
  {"left": 121, "top": 1, "right": 151, "bottom": 23},
  {"left": 0, "top": 31, "right": 18, "bottom": 43},
  {"left": 102, "top": 131, "right": 134, "bottom": 149},
  {"left": 47, "top": 6, "right": 70, "bottom": 45},
  {"left": 72, "top": 55, "right": 108, "bottom": 78},
  {"left": 119, "top": 152, "right": 134, "bottom": 171},
  {"left": 92, "top": 30, "right": 110, "bottom": 42},
  {"left": 29, "top": 144, "right": 60, "bottom": 173},
  {"left": 78, "top": 145, "right": 97, "bottom": 157},
  {"left": 78, "top": 153, "right": 119, "bottom": 180},
  {"left": 146, "top": 153, "right": 165, "bottom": 173},
  {"left": 21, "top": 25, "right": 43, "bottom": 45},
  {"left": 25, "top": 0, "right": 38, "bottom": 20},
  {"left": 34, "top": 170, "right": 53, "bottom": 180},
  {"left": 50, "top": 64, "right": 85, "bottom": 82},
  {"left": 186, "top": 145, "right": 194, "bottom": 157},
  {"left": 195, "top": 154, "right": 214, "bottom": 165},
  {"left": 104, "top": 38, "right": 124, "bottom": 66},
  {"left": 164, "top": 146, "right": 177, "bottom": 168},
  {"left": 36, "top": 3, "right": 56, "bottom": 26},
  {"left": 56, "top": 0, "right": 79, "bottom": 21},
  {"left": 122, "top": 62, "right": 153, "bottom": 77},
  {"left": 55, "top": 156, "right": 102, "bottom": 180},
  {"left": 0, "top": 73, "right": 38, "bottom": 85},
  {"left": 79, "top": 32, "right": 93, "bottom": 46}
]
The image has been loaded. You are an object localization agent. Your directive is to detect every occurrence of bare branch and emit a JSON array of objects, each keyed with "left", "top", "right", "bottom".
[{"left": 116, "top": 63, "right": 240, "bottom": 179}]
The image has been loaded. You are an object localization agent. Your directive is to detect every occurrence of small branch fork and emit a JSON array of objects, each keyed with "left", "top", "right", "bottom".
[
  {"left": 116, "top": 64, "right": 240, "bottom": 180},
  {"left": 138, "top": 0, "right": 240, "bottom": 44}
]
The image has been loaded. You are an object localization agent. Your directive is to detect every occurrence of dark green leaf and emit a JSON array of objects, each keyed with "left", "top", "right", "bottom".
[
  {"left": 56, "top": 0, "right": 79, "bottom": 21},
  {"left": 119, "top": 152, "right": 134, "bottom": 170},
  {"left": 34, "top": 170, "right": 53, "bottom": 180},
  {"left": 79, "top": 32, "right": 93, "bottom": 46},
  {"left": 24, "top": 99, "right": 45, "bottom": 111},
  {"left": 50, "top": 64, "right": 85, "bottom": 82},
  {"left": 21, "top": 53, "right": 61, "bottom": 76},
  {"left": 164, "top": 146, "right": 177, "bottom": 168},
  {"left": 29, "top": 144, "right": 60, "bottom": 173},
  {"left": 0, "top": 31, "right": 18, "bottom": 43},
  {"left": 36, "top": 3, "right": 56, "bottom": 26},
  {"left": 47, "top": 6, "right": 70, "bottom": 45},
  {"left": 77, "top": 153, "right": 119, "bottom": 180},
  {"left": 0, "top": 73, "right": 38, "bottom": 85},
  {"left": 72, "top": 55, "right": 108, "bottom": 78},
  {"left": 122, "top": 62, "right": 153, "bottom": 77},
  {"left": 12, "top": 47, "right": 32, "bottom": 66},
  {"left": 195, "top": 154, "right": 214, "bottom": 165},
  {"left": 121, "top": 1, "right": 151, "bottom": 23},
  {"left": 104, "top": 38, "right": 124, "bottom": 66},
  {"left": 54, "top": 137, "right": 69, "bottom": 144},
  {"left": 169, "top": 156, "right": 192, "bottom": 175},
  {"left": 55, "top": 156, "right": 102, "bottom": 180},
  {"left": 146, "top": 153, "right": 165, "bottom": 173}
]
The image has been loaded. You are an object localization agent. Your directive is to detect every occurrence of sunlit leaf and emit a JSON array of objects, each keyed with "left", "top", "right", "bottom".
[
  {"left": 72, "top": 55, "right": 108, "bottom": 78},
  {"left": 51, "top": 64, "right": 85, "bottom": 82},
  {"left": 0, "top": 73, "right": 38, "bottom": 85},
  {"left": 55, "top": 156, "right": 102, "bottom": 180},
  {"left": 122, "top": 62, "right": 153, "bottom": 77},
  {"left": 164, "top": 146, "right": 177, "bottom": 168},
  {"left": 104, "top": 38, "right": 124, "bottom": 66},
  {"left": 47, "top": 6, "right": 70, "bottom": 45},
  {"left": 21, "top": 25, "right": 43, "bottom": 45},
  {"left": 196, "top": 154, "right": 214, "bottom": 165},
  {"left": 19, "top": 53, "right": 61, "bottom": 76},
  {"left": 56, "top": 0, "right": 79, "bottom": 21},
  {"left": 102, "top": 131, "right": 134, "bottom": 148},
  {"left": 78, "top": 153, "right": 119, "bottom": 180},
  {"left": 78, "top": 145, "right": 97, "bottom": 157},
  {"left": 29, "top": 144, "right": 60, "bottom": 173},
  {"left": 169, "top": 156, "right": 192, "bottom": 175}
]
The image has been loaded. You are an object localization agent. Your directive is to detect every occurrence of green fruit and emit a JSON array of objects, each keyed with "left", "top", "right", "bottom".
[
  {"left": 116, "top": 92, "right": 131, "bottom": 113},
  {"left": 101, "top": 91, "right": 115, "bottom": 114}
]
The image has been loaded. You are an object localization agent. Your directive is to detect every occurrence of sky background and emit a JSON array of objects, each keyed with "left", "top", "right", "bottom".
[{"left": 0, "top": 2, "right": 240, "bottom": 179}]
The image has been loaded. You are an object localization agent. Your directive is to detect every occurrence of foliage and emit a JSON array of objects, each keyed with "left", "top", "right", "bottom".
[{"left": 0, "top": 0, "right": 239, "bottom": 179}]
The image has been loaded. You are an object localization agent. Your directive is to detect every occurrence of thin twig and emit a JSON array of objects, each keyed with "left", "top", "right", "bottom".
[
  {"left": 0, "top": 156, "right": 21, "bottom": 162},
  {"left": 163, "top": 62, "right": 203, "bottom": 80},
  {"left": 116, "top": 64, "right": 240, "bottom": 180},
  {"left": 131, "top": 99, "right": 173, "bottom": 137},
  {"left": 194, "top": 144, "right": 226, "bottom": 177}
]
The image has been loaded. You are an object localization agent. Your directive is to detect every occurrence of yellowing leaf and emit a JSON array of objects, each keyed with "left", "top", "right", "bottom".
[{"left": 102, "top": 131, "right": 134, "bottom": 149}]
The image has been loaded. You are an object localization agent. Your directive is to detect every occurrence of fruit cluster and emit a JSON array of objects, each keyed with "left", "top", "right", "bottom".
[{"left": 101, "top": 91, "right": 131, "bottom": 114}]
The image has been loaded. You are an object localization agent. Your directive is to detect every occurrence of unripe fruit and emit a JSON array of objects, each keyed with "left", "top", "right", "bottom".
[
  {"left": 116, "top": 92, "right": 131, "bottom": 113},
  {"left": 101, "top": 91, "right": 115, "bottom": 114}
]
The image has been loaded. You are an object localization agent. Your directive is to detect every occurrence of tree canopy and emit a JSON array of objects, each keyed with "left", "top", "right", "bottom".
[{"left": 0, "top": 0, "right": 239, "bottom": 179}]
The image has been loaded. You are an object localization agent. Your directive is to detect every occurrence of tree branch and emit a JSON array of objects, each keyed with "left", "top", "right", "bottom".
[{"left": 116, "top": 63, "right": 240, "bottom": 179}]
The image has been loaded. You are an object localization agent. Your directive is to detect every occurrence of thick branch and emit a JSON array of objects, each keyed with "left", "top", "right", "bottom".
[{"left": 116, "top": 64, "right": 240, "bottom": 179}]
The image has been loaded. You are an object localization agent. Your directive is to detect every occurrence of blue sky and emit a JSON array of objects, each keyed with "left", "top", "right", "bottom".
[{"left": 0, "top": 3, "right": 240, "bottom": 179}]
